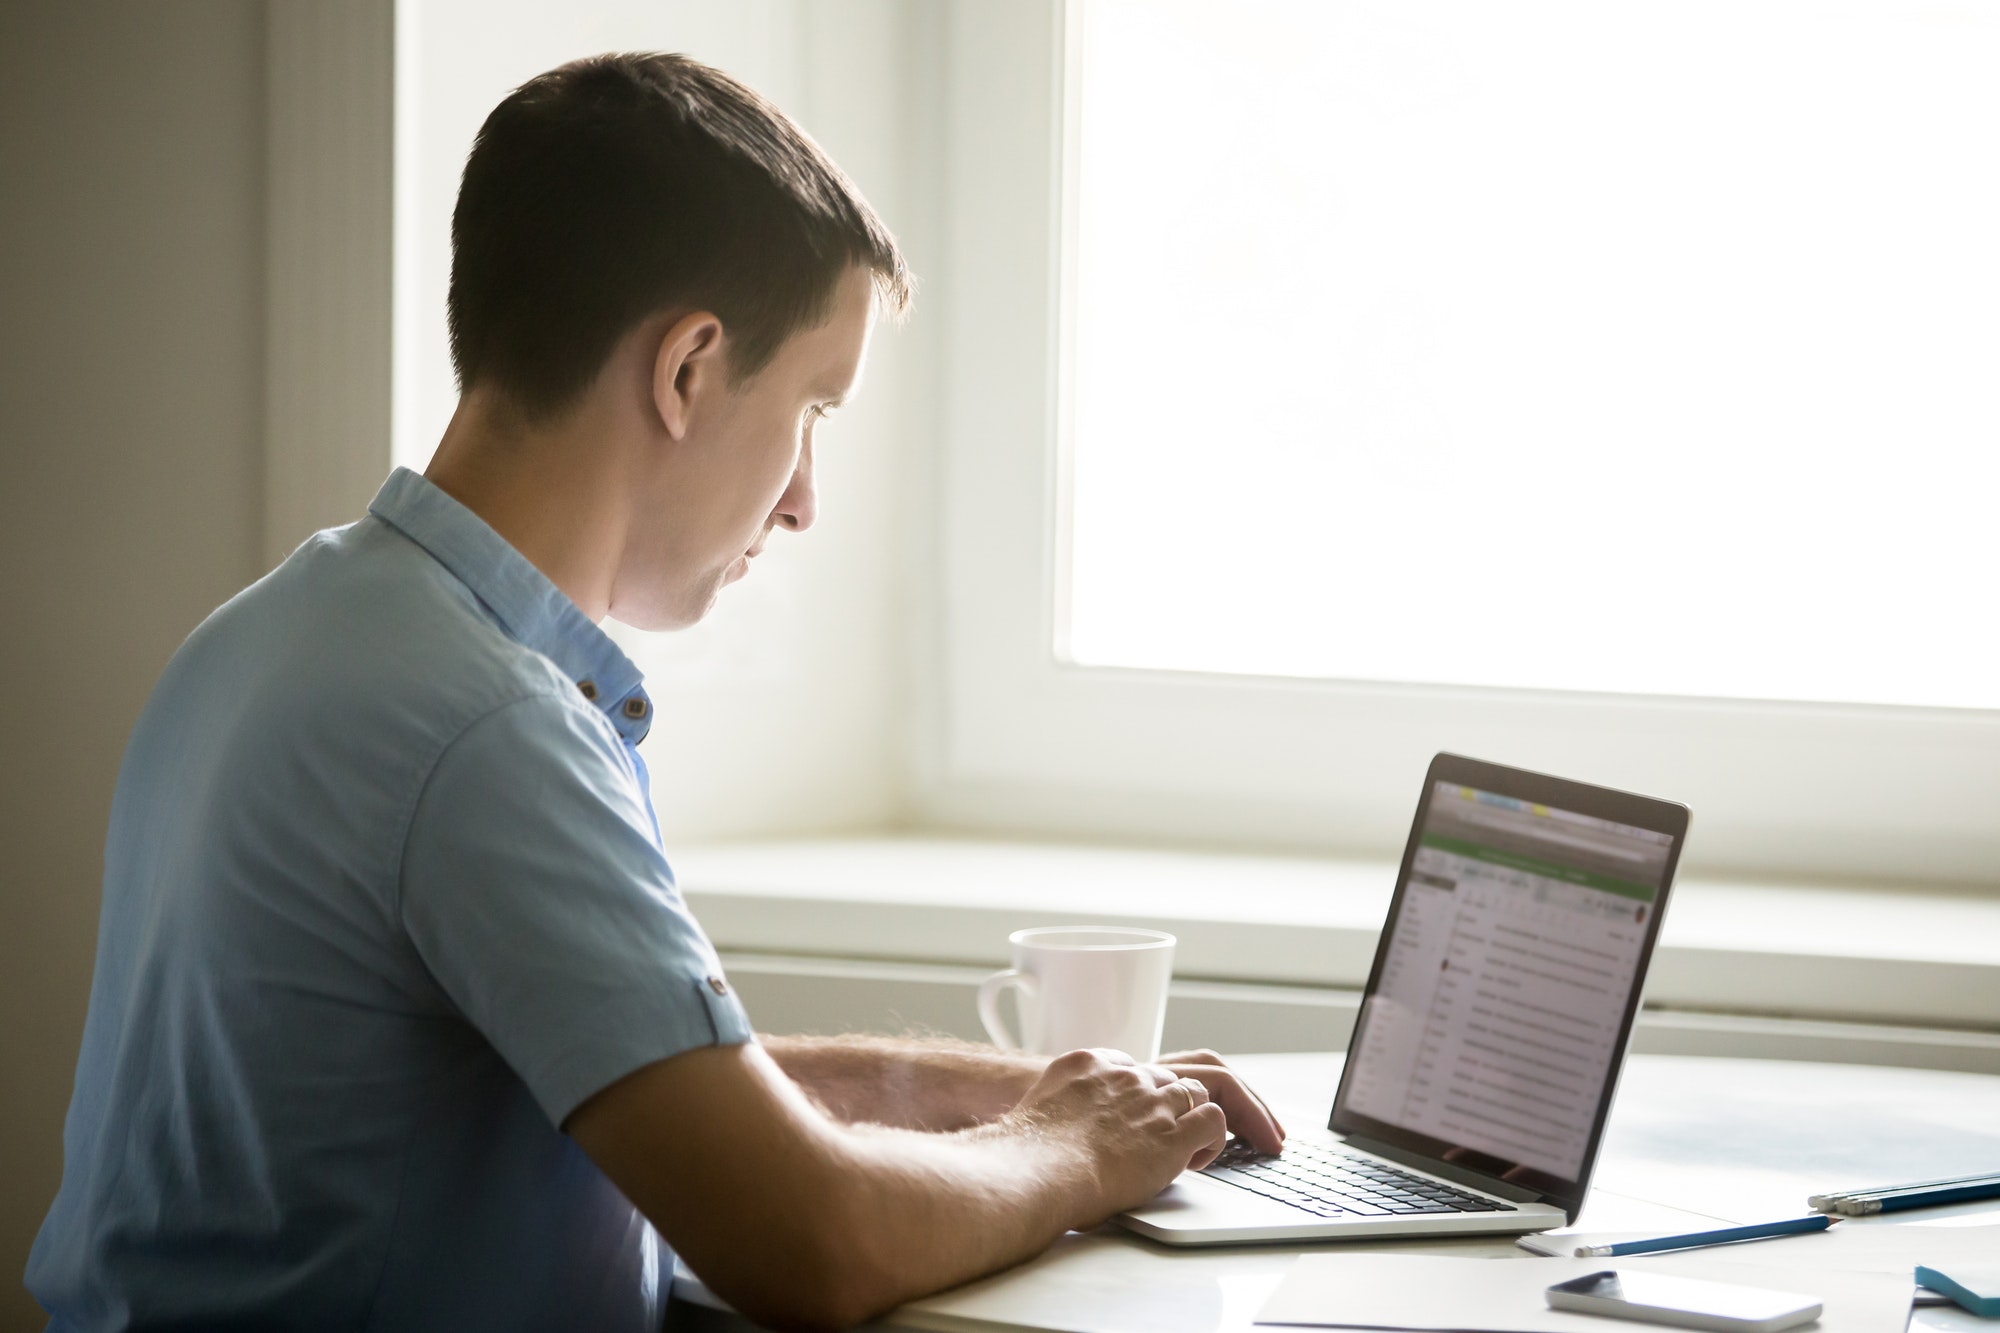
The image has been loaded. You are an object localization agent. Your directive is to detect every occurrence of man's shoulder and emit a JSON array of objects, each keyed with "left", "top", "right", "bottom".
[{"left": 184, "top": 514, "right": 590, "bottom": 753}]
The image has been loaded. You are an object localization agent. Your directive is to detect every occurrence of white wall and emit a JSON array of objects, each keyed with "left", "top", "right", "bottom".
[
  {"left": 394, "top": 0, "right": 945, "bottom": 842},
  {"left": 0, "top": 4, "right": 268, "bottom": 1326}
]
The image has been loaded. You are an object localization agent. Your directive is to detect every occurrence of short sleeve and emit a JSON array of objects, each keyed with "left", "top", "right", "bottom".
[{"left": 400, "top": 694, "right": 754, "bottom": 1126}]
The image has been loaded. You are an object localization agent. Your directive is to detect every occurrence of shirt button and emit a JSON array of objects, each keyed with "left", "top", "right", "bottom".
[
  {"left": 622, "top": 696, "right": 648, "bottom": 719},
  {"left": 577, "top": 679, "right": 599, "bottom": 701},
  {"left": 706, "top": 975, "right": 729, "bottom": 996}
]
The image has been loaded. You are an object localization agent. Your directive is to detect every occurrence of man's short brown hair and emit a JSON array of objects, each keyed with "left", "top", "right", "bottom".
[{"left": 447, "top": 52, "right": 911, "bottom": 420}]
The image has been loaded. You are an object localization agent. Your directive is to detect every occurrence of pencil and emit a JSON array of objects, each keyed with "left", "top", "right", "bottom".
[
  {"left": 1575, "top": 1214, "right": 1833, "bottom": 1257},
  {"left": 1832, "top": 1179, "right": 2000, "bottom": 1215},
  {"left": 1809, "top": 1170, "right": 2000, "bottom": 1211}
]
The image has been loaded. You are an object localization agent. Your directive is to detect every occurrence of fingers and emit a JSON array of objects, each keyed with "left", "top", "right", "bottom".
[
  {"left": 1157, "top": 1075, "right": 1209, "bottom": 1118},
  {"left": 1175, "top": 1101, "right": 1229, "bottom": 1172},
  {"left": 1163, "top": 1060, "right": 1286, "bottom": 1154}
]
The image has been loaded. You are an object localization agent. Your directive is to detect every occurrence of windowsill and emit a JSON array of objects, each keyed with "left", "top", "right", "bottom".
[{"left": 675, "top": 836, "right": 2000, "bottom": 1031}]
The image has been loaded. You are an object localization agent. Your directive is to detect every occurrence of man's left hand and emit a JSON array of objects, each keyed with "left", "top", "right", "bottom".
[{"left": 1147, "top": 1049, "right": 1286, "bottom": 1155}]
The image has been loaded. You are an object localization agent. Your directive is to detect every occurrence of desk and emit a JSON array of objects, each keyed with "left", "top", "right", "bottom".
[{"left": 672, "top": 1053, "right": 2000, "bottom": 1333}]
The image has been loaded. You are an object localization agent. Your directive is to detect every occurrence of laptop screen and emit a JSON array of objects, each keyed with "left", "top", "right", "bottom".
[{"left": 1338, "top": 779, "right": 1675, "bottom": 1186}]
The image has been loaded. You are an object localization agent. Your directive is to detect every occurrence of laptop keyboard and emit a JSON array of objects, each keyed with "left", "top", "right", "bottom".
[{"left": 1200, "top": 1140, "right": 1516, "bottom": 1218}]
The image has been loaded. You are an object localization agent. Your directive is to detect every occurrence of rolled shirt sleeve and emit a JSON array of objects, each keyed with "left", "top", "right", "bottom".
[{"left": 400, "top": 692, "right": 754, "bottom": 1126}]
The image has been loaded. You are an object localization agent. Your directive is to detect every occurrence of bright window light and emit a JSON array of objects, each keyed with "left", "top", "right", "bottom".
[{"left": 1064, "top": 0, "right": 2000, "bottom": 710}]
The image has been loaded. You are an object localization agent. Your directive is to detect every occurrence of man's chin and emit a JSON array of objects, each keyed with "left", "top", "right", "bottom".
[{"left": 608, "top": 562, "right": 744, "bottom": 632}]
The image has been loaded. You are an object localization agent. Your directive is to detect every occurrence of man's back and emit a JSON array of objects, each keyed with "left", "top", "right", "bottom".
[{"left": 28, "top": 475, "right": 749, "bottom": 1331}]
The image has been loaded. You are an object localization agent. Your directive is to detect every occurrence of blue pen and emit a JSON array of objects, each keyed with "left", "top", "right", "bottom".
[
  {"left": 1812, "top": 1171, "right": 2000, "bottom": 1215},
  {"left": 1574, "top": 1214, "right": 1834, "bottom": 1257},
  {"left": 1841, "top": 1179, "right": 2000, "bottom": 1215}
]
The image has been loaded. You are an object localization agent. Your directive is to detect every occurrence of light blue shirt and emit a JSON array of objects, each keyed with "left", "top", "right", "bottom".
[{"left": 28, "top": 468, "right": 754, "bottom": 1331}]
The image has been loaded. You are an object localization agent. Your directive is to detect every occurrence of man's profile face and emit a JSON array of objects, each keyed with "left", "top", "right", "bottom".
[{"left": 611, "top": 265, "right": 877, "bottom": 632}]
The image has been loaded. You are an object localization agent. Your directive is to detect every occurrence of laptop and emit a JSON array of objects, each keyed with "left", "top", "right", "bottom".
[{"left": 1120, "top": 752, "right": 1689, "bottom": 1245}]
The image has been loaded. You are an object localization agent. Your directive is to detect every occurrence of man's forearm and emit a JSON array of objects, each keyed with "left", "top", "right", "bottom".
[
  {"left": 787, "top": 1052, "right": 1223, "bottom": 1326},
  {"left": 815, "top": 1112, "right": 1092, "bottom": 1320},
  {"left": 762, "top": 1033, "right": 1045, "bottom": 1131},
  {"left": 571, "top": 1043, "right": 1235, "bottom": 1330}
]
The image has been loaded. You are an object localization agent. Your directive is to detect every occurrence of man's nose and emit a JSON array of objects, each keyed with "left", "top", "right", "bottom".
[{"left": 774, "top": 448, "right": 817, "bottom": 533}]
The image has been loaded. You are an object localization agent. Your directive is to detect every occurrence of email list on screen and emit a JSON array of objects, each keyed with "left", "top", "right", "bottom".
[{"left": 1344, "top": 784, "right": 1672, "bottom": 1182}]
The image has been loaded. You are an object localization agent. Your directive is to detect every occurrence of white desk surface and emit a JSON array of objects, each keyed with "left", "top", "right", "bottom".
[{"left": 673, "top": 1052, "right": 2000, "bottom": 1333}]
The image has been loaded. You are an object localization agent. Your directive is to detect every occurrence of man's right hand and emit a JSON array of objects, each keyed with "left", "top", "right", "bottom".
[
  {"left": 568, "top": 1041, "right": 1231, "bottom": 1331},
  {"left": 1010, "top": 1047, "right": 1229, "bottom": 1229}
]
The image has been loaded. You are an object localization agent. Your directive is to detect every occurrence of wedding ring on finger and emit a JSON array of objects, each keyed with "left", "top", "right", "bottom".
[{"left": 1168, "top": 1078, "right": 1200, "bottom": 1116}]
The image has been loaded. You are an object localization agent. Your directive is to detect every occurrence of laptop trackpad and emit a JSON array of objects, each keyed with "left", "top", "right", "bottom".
[{"left": 1126, "top": 1172, "right": 1321, "bottom": 1226}]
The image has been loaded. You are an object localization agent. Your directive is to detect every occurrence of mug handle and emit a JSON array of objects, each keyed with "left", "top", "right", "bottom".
[{"left": 976, "top": 969, "right": 1038, "bottom": 1051}]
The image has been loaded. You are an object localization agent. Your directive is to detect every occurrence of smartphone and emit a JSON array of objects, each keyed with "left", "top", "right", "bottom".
[{"left": 1545, "top": 1270, "right": 1822, "bottom": 1333}]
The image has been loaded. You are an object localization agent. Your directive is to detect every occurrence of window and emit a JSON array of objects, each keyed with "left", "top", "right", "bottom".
[
  {"left": 931, "top": 1, "right": 2000, "bottom": 884},
  {"left": 1065, "top": 0, "right": 2000, "bottom": 710}
]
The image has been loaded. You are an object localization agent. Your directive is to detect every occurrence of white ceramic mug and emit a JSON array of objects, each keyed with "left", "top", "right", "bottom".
[{"left": 976, "top": 926, "right": 1176, "bottom": 1062}]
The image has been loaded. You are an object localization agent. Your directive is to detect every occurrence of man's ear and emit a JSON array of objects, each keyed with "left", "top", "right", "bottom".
[{"left": 650, "top": 311, "right": 727, "bottom": 442}]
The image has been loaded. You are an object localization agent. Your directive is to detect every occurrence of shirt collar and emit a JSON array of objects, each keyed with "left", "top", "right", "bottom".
[{"left": 367, "top": 467, "right": 653, "bottom": 745}]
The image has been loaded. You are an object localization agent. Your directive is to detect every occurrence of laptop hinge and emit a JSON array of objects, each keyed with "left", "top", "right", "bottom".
[{"left": 1336, "top": 1133, "right": 1545, "bottom": 1205}]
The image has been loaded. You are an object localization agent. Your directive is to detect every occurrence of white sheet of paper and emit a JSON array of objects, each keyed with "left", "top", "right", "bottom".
[{"left": 1255, "top": 1253, "right": 1911, "bottom": 1333}]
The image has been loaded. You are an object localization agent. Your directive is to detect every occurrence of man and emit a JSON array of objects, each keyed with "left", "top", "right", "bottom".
[{"left": 28, "top": 53, "right": 1283, "bottom": 1332}]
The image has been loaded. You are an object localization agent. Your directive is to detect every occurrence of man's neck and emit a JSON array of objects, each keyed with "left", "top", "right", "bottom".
[{"left": 423, "top": 391, "right": 629, "bottom": 623}]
